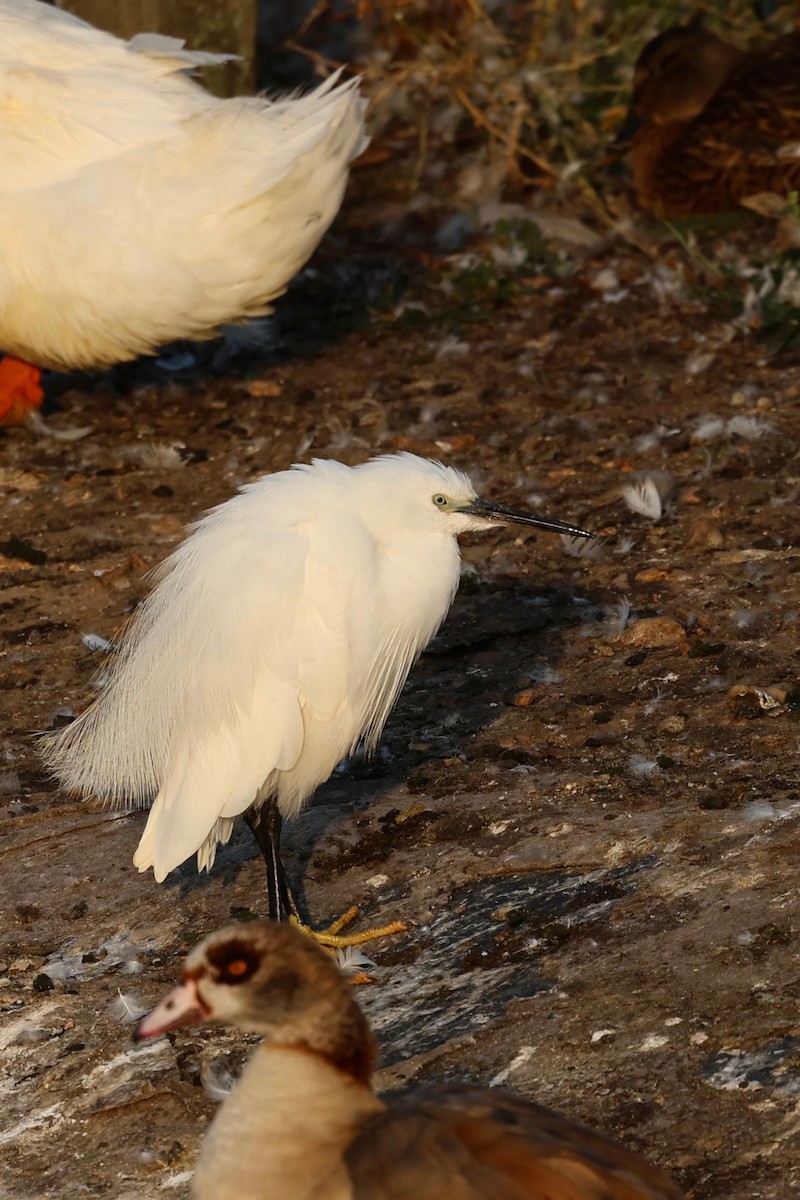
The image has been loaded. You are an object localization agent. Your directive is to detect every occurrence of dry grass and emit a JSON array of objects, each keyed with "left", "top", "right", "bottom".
[
  {"left": 279, "top": 1, "right": 800, "bottom": 355},
  {"left": 288, "top": 0, "right": 797, "bottom": 219}
]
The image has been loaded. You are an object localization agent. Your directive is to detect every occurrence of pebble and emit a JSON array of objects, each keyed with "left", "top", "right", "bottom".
[
  {"left": 658, "top": 714, "right": 686, "bottom": 735},
  {"left": 728, "top": 685, "right": 783, "bottom": 720},
  {"left": 242, "top": 379, "right": 282, "bottom": 398},
  {"left": 149, "top": 515, "right": 184, "bottom": 537},
  {"left": 10, "top": 957, "right": 36, "bottom": 972},
  {"left": 619, "top": 616, "right": 687, "bottom": 650},
  {"left": 685, "top": 517, "right": 725, "bottom": 550},
  {"left": 634, "top": 567, "right": 677, "bottom": 584}
]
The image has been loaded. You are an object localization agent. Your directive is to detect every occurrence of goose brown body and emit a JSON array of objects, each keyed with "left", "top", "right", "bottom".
[
  {"left": 623, "top": 20, "right": 800, "bottom": 216},
  {"left": 136, "top": 920, "right": 686, "bottom": 1200}
]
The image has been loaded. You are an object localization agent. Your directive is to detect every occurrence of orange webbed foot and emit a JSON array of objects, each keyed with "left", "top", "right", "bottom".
[{"left": 0, "top": 357, "right": 44, "bottom": 425}]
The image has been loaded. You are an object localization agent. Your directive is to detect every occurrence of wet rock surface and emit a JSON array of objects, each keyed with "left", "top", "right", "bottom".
[{"left": 2, "top": 231, "right": 800, "bottom": 1198}]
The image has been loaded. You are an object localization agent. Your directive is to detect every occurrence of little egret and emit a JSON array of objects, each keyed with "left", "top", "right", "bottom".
[
  {"left": 44, "top": 453, "right": 593, "bottom": 942},
  {"left": 134, "top": 920, "right": 685, "bottom": 1200}
]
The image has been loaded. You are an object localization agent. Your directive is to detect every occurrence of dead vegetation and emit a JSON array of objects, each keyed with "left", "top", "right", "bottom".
[{"left": 286, "top": 1, "right": 796, "bottom": 211}]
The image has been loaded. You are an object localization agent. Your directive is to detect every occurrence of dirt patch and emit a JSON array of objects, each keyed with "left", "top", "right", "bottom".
[{"left": 2, "top": 221, "right": 800, "bottom": 1198}]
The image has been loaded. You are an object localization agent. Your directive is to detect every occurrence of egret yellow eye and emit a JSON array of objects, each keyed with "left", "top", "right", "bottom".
[{"left": 432, "top": 494, "right": 448, "bottom": 508}]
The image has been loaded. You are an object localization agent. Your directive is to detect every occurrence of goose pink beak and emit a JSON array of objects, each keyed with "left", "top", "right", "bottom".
[{"left": 134, "top": 977, "right": 208, "bottom": 1042}]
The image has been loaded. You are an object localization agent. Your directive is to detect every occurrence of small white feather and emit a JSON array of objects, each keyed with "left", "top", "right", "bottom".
[
  {"left": 200, "top": 1057, "right": 236, "bottom": 1102},
  {"left": 692, "top": 416, "right": 726, "bottom": 442},
  {"left": 629, "top": 754, "right": 660, "bottom": 778},
  {"left": 110, "top": 990, "right": 149, "bottom": 1024},
  {"left": 121, "top": 443, "right": 186, "bottom": 470},
  {"left": 726, "top": 415, "right": 775, "bottom": 440},
  {"left": 560, "top": 534, "right": 604, "bottom": 561},
  {"left": 685, "top": 350, "right": 715, "bottom": 376},
  {"left": 82, "top": 633, "right": 115, "bottom": 653},
  {"left": 335, "top": 946, "right": 377, "bottom": 976},
  {"left": 622, "top": 478, "right": 663, "bottom": 520},
  {"left": 24, "top": 410, "right": 93, "bottom": 441}
]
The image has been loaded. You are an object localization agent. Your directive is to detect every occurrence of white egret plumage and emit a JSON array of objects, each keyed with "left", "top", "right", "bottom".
[{"left": 44, "top": 453, "right": 593, "bottom": 938}]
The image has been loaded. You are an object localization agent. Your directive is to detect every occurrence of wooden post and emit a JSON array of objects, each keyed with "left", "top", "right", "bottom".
[{"left": 54, "top": 0, "right": 257, "bottom": 96}]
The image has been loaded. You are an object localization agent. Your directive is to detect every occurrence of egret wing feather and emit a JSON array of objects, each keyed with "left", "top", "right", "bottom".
[
  {"left": 357, "top": 621, "right": 429, "bottom": 756},
  {"left": 133, "top": 676, "right": 302, "bottom": 881},
  {"left": 355, "top": 539, "right": 460, "bottom": 754},
  {"left": 43, "top": 502, "right": 312, "bottom": 805},
  {"left": 295, "top": 528, "right": 374, "bottom": 720}
]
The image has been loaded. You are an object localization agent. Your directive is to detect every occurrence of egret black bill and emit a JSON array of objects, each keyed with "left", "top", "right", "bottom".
[{"left": 459, "top": 497, "right": 594, "bottom": 540}]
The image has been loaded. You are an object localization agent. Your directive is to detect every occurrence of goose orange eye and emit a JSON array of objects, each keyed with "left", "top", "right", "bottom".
[{"left": 208, "top": 938, "right": 258, "bottom": 983}]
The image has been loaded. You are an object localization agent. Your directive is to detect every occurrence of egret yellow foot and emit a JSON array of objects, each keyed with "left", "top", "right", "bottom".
[
  {"left": 291, "top": 905, "right": 406, "bottom": 949},
  {"left": 0, "top": 357, "right": 44, "bottom": 425}
]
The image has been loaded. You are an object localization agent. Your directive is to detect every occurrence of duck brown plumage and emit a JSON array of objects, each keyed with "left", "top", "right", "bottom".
[{"left": 621, "top": 18, "right": 800, "bottom": 216}]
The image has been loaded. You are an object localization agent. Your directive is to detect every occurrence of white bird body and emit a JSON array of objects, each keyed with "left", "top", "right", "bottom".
[
  {"left": 45, "top": 454, "right": 592, "bottom": 898},
  {"left": 0, "top": 0, "right": 366, "bottom": 370},
  {"left": 46, "top": 457, "right": 473, "bottom": 880}
]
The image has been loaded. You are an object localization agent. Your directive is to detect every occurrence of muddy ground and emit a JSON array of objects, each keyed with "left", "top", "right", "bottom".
[{"left": 2, "top": 202, "right": 800, "bottom": 1199}]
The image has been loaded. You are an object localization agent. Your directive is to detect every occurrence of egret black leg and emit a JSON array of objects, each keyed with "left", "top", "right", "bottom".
[
  {"left": 245, "top": 799, "right": 405, "bottom": 950},
  {"left": 244, "top": 800, "right": 301, "bottom": 922}
]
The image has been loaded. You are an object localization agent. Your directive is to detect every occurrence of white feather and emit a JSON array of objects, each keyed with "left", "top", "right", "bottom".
[
  {"left": 82, "top": 632, "right": 115, "bottom": 653},
  {"left": 334, "top": 946, "right": 377, "bottom": 975},
  {"left": 200, "top": 1058, "right": 236, "bottom": 1103},
  {"left": 111, "top": 990, "right": 149, "bottom": 1024},
  {"left": 0, "top": 0, "right": 367, "bottom": 369},
  {"left": 629, "top": 754, "right": 660, "bottom": 778},
  {"left": 560, "top": 533, "right": 604, "bottom": 561},
  {"left": 622, "top": 478, "right": 663, "bottom": 521},
  {"left": 726, "top": 414, "right": 775, "bottom": 440}
]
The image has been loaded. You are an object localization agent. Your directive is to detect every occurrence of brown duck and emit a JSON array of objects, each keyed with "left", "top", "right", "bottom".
[
  {"left": 136, "top": 919, "right": 686, "bottom": 1200},
  {"left": 620, "top": 18, "right": 800, "bottom": 216}
]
